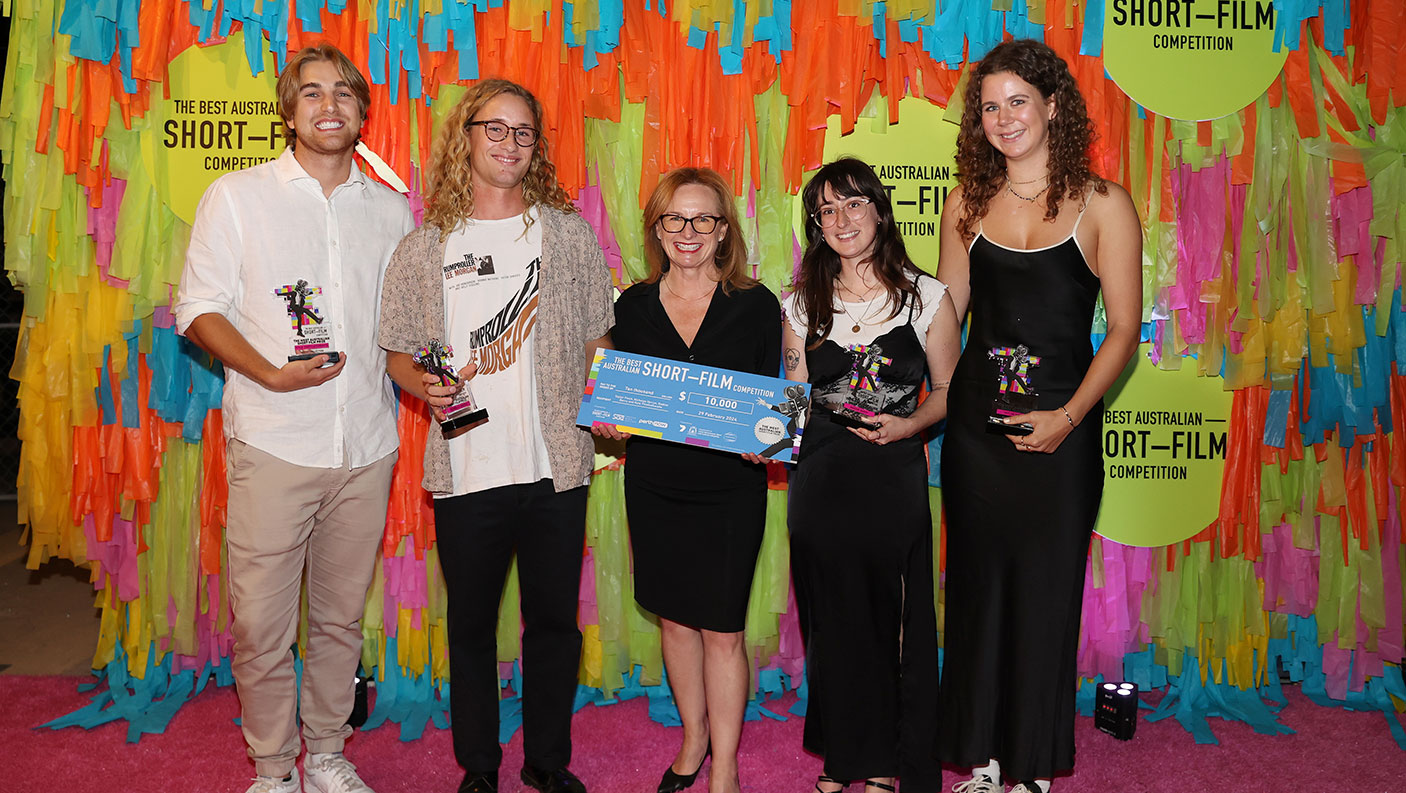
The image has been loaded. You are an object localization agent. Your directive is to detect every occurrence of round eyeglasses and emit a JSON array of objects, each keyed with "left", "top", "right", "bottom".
[
  {"left": 466, "top": 121, "right": 539, "bottom": 148},
  {"left": 658, "top": 214, "right": 723, "bottom": 234},
  {"left": 811, "top": 196, "right": 874, "bottom": 228}
]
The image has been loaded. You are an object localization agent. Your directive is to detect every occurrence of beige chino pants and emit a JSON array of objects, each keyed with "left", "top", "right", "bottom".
[{"left": 224, "top": 439, "right": 396, "bottom": 778}]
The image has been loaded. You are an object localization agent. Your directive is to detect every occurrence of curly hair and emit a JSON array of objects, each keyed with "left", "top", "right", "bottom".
[
  {"left": 422, "top": 79, "right": 576, "bottom": 236},
  {"left": 275, "top": 44, "right": 371, "bottom": 151},
  {"left": 954, "top": 39, "right": 1107, "bottom": 243},
  {"left": 641, "top": 167, "right": 756, "bottom": 294},
  {"left": 794, "top": 157, "right": 924, "bottom": 349}
]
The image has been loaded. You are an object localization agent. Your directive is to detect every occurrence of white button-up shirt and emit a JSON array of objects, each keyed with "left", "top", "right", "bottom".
[{"left": 174, "top": 148, "right": 414, "bottom": 469}]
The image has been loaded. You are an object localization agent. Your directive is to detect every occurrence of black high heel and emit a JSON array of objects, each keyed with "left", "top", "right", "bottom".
[{"left": 656, "top": 743, "right": 711, "bottom": 793}]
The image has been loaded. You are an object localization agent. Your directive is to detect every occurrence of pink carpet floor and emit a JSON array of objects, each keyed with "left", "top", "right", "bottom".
[{"left": 2, "top": 675, "right": 1404, "bottom": 793}]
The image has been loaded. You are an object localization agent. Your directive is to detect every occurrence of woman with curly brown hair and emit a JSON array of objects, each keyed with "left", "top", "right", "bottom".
[{"left": 936, "top": 40, "right": 1142, "bottom": 793}]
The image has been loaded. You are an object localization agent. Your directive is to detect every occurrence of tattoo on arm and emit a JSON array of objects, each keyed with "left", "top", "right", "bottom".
[{"left": 784, "top": 348, "right": 801, "bottom": 372}]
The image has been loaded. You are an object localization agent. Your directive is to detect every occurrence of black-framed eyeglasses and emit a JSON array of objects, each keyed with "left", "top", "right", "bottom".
[
  {"left": 466, "top": 121, "right": 539, "bottom": 148},
  {"left": 811, "top": 196, "right": 873, "bottom": 228},
  {"left": 658, "top": 214, "right": 724, "bottom": 234}
]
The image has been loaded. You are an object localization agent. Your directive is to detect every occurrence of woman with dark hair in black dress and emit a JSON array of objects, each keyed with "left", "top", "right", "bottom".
[{"left": 782, "top": 157, "right": 962, "bottom": 793}]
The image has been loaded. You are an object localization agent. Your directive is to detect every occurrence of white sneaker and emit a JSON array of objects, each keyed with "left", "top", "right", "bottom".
[
  {"left": 952, "top": 775, "right": 1003, "bottom": 793},
  {"left": 245, "top": 769, "right": 300, "bottom": 793},
  {"left": 303, "top": 753, "right": 375, "bottom": 793}
]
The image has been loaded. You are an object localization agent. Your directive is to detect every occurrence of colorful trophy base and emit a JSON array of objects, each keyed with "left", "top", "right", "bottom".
[
  {"left": 288, "top": 351, "right": 341, "bottom": 365},
  {"left": 441, "top": 406, "right": 489, "bottom": 433}
]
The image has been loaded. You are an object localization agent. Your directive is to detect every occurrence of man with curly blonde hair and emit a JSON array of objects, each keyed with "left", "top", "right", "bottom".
[{"left": 379, "top": 79, "right": 613, "bottom": 793}]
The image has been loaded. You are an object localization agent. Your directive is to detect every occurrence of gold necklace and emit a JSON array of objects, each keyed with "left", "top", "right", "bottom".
[
  {"left": 837, "top": 290, "right": 882, "bottom": 334},
  {"left": 662, "top": 276, "right": 714, "bottom": 302},
  {"left": 1007, "top": 173, "right": 1049, "bottom": 185},
  {"left": 1006, "top": 178, "right": 1051, "bottom": 203}
]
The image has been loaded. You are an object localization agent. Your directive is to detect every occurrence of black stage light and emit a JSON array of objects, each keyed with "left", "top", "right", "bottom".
[{"left": 1094, "top": 681, "right": 1138, "bottom": 740}]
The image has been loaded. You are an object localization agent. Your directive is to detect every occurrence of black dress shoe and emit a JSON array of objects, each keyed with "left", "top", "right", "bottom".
[
  {"left": 520, "top": 764, "right": 587, "bottom": 793},
  {"left": 657, "top": 745, "right": 710, "bottom": 793},
  {"left": 457, "top": 771, "right": 497, "bottom": 793}
]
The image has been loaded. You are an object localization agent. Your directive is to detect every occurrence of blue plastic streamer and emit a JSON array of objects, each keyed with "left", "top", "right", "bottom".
[
  {"left": 645, "top": 666, "right": 683, "bottom": 726},
  {"left": 752, "top": 0, "right": 793, "bottom": 63},
  {"left": 120, "top": 325, "right": 141, "bottom": 430},
  {"left": 357, "top": 638, "right": 449, "bottom": 740},
  {"left": 1319, "top": 0, "right": 1349, "bottom": 55},
  {"left": 1263, "top": 387, "right": 1292, "bottom": 448},
  {"left": 296, "top": 0, "right": 326, "bottom": 31},
  {"left": 57, "top": 0, "right": 118, "bottom": 63},
  {"left": 1080, "top": 0, "right": 1106, "bottom": 57},
  {"left": 1275, "top": 0, "right": 1334, "bottom": 53},
  {"left": 97, "top": 347, "right": 117, "bottom": 426},
  {"left": 873, "top": 1, "right": 889, "bottom": 59},
  {"left": 788, "top": 669, "right": 808, "bottom": 717},
  {"left": 718, "top": 0, "right": 747, "bottom": 75}
]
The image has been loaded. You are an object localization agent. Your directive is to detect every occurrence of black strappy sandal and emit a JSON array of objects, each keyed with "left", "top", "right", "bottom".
[
  {"left": 864, "top": 781, "right": 896, "bottom": 792},
  {"left": 815, "top": 775, "right": 850, "bottom": 793}
]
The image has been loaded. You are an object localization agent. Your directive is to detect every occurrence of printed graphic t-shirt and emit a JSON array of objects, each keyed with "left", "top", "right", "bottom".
[{"left": 440, "top": 211, "right": 552, "bottom": 496}]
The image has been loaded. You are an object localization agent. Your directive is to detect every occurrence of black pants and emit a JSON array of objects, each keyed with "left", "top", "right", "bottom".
[{"left": 435, "top": 479, "right": 588, "bottom": 775}]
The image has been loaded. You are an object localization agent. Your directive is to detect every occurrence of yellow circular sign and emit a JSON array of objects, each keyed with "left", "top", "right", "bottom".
[
  {"left": 1094, "top": 345, "right": 1232, "bottom": 546},
  {"left": 804, "top": 96, "right": 960, "bottom": 275},
  {"left": 144, "top": 32, "right": 284, "bottom": 224},
  {"left": 1103, "top": 0, "right": 1288, "bottom": 120}
]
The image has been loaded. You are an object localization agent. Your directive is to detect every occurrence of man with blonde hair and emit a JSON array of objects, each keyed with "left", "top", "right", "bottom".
[
  {"left": 379, "top": 79, "right": 612, "bottom": 793},
  {"left": 174, "top": 43, "right": 413, "bottom": 793}
]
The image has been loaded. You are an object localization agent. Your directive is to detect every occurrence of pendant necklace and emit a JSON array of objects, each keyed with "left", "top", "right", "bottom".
[{"left": 837, "top": 285, "right": 881, "bottom": 334}]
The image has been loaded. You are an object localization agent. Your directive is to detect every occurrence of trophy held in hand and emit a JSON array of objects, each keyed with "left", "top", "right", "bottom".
[{"left": 414, "top": 339, "right": 489, "bottom": 433}]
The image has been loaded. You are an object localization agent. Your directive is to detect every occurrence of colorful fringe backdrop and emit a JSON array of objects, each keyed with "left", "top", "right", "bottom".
[{"left": 4, "top": 0, "right": 1406, "bottom": 747}]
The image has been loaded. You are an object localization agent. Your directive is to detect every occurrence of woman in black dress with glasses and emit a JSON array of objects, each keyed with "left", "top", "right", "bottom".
[{"left": 782, "top": 157, "right": 961, "bottom": 793}]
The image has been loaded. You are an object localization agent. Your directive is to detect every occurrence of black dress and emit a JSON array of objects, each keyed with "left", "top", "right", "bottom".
[
  {"left": 612, "top": 280, "right": 781, "bottom": 632},
  {"left": 939, "top": 230, "right": 1104, "bottom": 781},
  {"left": 788, "top": 291, "right": 942, "bottom": 792}
]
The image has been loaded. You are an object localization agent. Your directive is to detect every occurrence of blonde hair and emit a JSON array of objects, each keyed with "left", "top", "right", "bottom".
[
  {"left": 642, "top": 167, "right": 755, "bottom": 294},
  {"left": 423, "top": 79, "right": 576, "bottom": 236},
  {"left": 276, "top": 44, "right": 371, "bottom": 151}
]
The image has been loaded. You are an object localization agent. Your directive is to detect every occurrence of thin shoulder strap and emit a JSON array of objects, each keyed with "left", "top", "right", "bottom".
[{"left": 1071, "top": 188, "right": 1094, "bottom": 234}]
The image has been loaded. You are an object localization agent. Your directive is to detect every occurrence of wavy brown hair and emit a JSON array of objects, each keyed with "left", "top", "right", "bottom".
[
  {"left": 794, "top": 157, "right": 923, "bottom": 348},
  {"left": 423, "top": 79, "right": 576, "bottom": 236},
  {"left": 955, "top": 39, "right": 1107, "bottom": 243},
  {"left": 642, "top": 168, "right": 756, "bottom": 294},
  {"left": 276, "top": 44, "right": 371, "bottom": 151}
]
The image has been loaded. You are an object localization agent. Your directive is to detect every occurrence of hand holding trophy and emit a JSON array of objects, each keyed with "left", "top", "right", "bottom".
[
  {"left": 275, "top": 279, "right": 340, "bottom": 365},
  {"left": 987, "top": 344, "right": 1040, "bottom": 436},
  {"left": 413, "top": 339, "right": 489, "bottom": 432}
]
